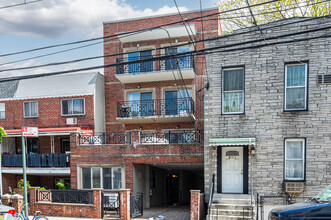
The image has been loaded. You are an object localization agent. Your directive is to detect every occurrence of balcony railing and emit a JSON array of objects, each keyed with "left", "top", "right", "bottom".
[
  {"left": 117, "top": 98, "right": 194, "bottom": 118},
  {"left": 2, "top": 153, "right": 70, "bottom": 167},
  {"left": 116, "top": 54, "right": 194, "bottom": 75},
  {"left": 79, "top": 132, "right": 131, "bottom": 145},
  {"left": 140, "top": 130, "right": 202, "bottom": 144}
]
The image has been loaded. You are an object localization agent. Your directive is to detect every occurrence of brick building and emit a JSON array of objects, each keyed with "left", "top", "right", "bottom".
[
  {"left": 0, "top": 72, "right": 105, "bottom": 193},
  {"left": 204, "top": 16, "right": 331, "bottom": 200},
  {"left": 71, "top": 8, "right": 220, "bottom": 209}
]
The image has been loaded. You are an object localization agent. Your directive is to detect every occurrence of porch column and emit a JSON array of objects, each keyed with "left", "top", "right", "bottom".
[{"left": 50, "top": 136, "right": 55, "bottom": 154}]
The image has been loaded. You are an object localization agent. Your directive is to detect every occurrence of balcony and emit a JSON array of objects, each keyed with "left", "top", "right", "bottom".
[
  {"left": 79, "top": 132, "right": 131, "bottom": 145},
  {"left": 140, "top": 130, "right": 201, "bottom": 144},
  {"left": 2, "top": 153, "right": 70, "bottom": 167},
  {"left": 115, "top": 54, "right": 195, "bottom": 84},
  {"left": 117, "top": 98, "right": 195, "bottom": 124}
]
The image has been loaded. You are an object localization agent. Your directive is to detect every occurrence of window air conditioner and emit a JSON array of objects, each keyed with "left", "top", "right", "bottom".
[
  {"left": 284, "top": 182, "right": 304, "bottom": 194},
  {"left": 66, "top": 117, "right": 77, "bottom": 125}
]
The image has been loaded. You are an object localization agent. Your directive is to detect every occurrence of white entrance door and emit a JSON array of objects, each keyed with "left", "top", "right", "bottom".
[{"left": 222, "top": 147, "right": 243, "bottom": 193}]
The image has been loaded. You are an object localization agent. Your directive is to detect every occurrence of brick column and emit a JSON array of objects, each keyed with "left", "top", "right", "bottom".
[
  {"left": 70, "top": 132, "right": 78, "bottom": 189},
  {"left": 93, "top": 189, "right": 103, "bottom": 219},
  {"left": 11, "top": 194, "right": 24, "bottom": 214},
  {"left": 119, "top": 189, "right": 130, "bottom": 220},
  {"left": 1, "top": 194, "right": 11, "bottom": 206},
  {"left": 190, "top": 190, "right": 201, "bottom": 220}
]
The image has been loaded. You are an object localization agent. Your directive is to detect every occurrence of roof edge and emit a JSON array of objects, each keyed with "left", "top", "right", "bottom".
[{"left": 103, "top": 7, "right": 218, "bottom": 25}]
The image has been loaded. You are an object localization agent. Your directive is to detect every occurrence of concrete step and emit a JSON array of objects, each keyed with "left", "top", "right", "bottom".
[
  {"left": 210, "top": 208, "right": 253, "bottom": 217},
  {"left": 207, "top": 214, "right": 252, "bottom": 220},
  {"left": 211, "top": 204, "right": 253, "bottom": 211}
]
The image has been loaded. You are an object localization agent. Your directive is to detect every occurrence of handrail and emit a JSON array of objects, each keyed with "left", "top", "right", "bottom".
[{"left": 208, "top": 174, "right": 215, "bottom": 217}]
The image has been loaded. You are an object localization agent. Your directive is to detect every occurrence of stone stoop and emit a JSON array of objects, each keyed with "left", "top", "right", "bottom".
[{"left": 207, "top": 194, "right": 255, "bottom": 220}]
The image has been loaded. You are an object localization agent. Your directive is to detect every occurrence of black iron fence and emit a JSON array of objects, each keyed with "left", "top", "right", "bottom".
[
  {"left": 130, "top": 193, "right": 143, "bottom": 218},
  {"left": 117, "top": 98, "right": 194, "bottom": 118},
  {"left": 37, "top": 189, "right": 93, "bottom": 204},
  {"left": 256, "top": 194, "right": 312, "bottom": 220},
  {"left": 116, "top": 54, "right": 194, "bottom": 75},
  {"left": 2, "top": 153, "right": 70, "bottom": 167},
  {"left": 102, "top": 192, "right": 120, "bottom": 218},
  {"left": 141, "top": 130, "right": 201, "bottom": 144},
  {"left": 79, "top": 132, "right": 132, "bottom": 145}
]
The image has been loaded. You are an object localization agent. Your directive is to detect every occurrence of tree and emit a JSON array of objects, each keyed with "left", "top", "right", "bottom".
[
  {"left": 0, "top": 127, "right": 6, "bottom": 143},
  {"left": 218, "top": 0, "right": 331, "bottom": 33}
]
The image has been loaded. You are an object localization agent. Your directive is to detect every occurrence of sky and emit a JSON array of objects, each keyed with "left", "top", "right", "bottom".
[{"left": 0, "top": 0, "right": 218, "bottom": 78}]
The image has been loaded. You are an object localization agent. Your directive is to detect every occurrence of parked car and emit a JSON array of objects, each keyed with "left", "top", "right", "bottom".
[
  {"left": 0, "top": 204, "right": 18, "bottom": 220},
  {"left": 269, "top": 185, "right": 331, "bottom": 219}
]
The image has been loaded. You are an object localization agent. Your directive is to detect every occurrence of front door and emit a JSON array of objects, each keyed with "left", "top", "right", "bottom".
[{"left": 222, "top": 147, "right": 243, "bottom": 193}]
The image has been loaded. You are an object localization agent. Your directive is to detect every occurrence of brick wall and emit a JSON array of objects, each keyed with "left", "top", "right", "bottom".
[
  {"left": 204, "top": 16, "right": 331, "bottom": 196},
  {"left": 0, "top": 95, "right": 95, "bottom": 130}
]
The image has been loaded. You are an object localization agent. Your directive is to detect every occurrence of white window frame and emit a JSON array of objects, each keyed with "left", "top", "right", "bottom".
[
  {"left": 222, "top": 67, "right": 245, "bottom": 114},
  {"left": 61, "top": 98, "right": 85, "bottom": 116},
  {"left": 284, "top": 63, "right": 308, "bottom": 111},
  {"left": 284, "top": 138, "right": 305, "bottom": 181},
  {"left": 0, "top": 103, "right": 5, "bottom": 119},
  {"left": 23, "top": 101, "right": 38, "bottom": 118},
  {"left": 80, "top": 167, "right": 124, "bottom": 190}
]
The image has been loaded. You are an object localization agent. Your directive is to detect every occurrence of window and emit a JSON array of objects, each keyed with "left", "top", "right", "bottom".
[
  {"left": 165, "top": 46, "right": 191, "bottom": 70},
  {"left": 222, "top": 68, "right": 244, "bottom": 114},
  {"left": 285, "top": 63, "right": 308, "bottom": 111},
  {"left": 0, "top": 103, "right": 5, "bottom": 119},
  {"left": 128, "top": 92, "right": 153, "bottom": 116},
  {"left": 81, "top": 167, "right": 123, "bottom": 189},
  {"left": 128, "top": 50, "right": 153, "bottom": 73},
  {"left": 165, "top": 90, "right": 192, "bottom": 115},
  {"left": 62, "top": 98, "right": 85, "bottom": 115},
  {"left": 24, "top": 101, "right": 38, "bottom": 117},
  {"left": 285, "top": 139, "right": 305, "bottom": 181}
]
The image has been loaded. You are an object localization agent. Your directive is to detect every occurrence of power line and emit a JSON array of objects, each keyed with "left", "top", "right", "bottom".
[
  {"left": 0, "top": 0, "right": 282, "bottom": 58},
  {"left": 0, "top": 0, "right": 42, "bottom": 10},
  {"left": 1, "top": 20, "right": 329, "bottom": 73},
  {"left": 0, "top": 28, "right": 329, "bottom": 83}
]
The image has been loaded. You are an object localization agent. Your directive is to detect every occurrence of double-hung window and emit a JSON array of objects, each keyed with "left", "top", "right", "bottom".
[
  {"left": 82, "top": 167, "right": 123, "bottom": 190},
  {"left": 285, "top": 63, "right": 308, "bottom": 111},
  {"left": 62, "top": 98, "right": 85, "bottom": 115},
  {"left": 222, "top": 68, "right": 244, "bottom": 114},
  {"left": 285, "top": 139, "right": 305, "bottom": 181},
  {"left": 0, "top": 103, "right": 5, "bottom": 119},
  {"left": 24, "top": 101, "right": 38, "bottom": 117}
]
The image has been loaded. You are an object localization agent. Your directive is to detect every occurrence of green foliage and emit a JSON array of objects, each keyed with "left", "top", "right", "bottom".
[
  {"left": 17, "top": 179, "right": 31, "bottom": 189},
  {"left": 39, "top": 187, "right": 46, "bottom": 190},
  {"left": 0, "top": 127, "right": 6, "bottom": 143},
  {"left": 56, "top": 179, "right": 71, "bottom": 190},
  {"left": 218, "top": 0, "right": 331, "bottom": 33}
]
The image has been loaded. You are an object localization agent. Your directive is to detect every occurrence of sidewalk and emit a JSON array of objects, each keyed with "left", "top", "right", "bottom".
[{"left": 30, "top": 216, "right": 102, "bottom": 220}]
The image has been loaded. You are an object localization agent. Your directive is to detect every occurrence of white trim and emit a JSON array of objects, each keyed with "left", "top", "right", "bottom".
[
  {"left": 284, "top": 63, "right": 308, "bottom": 111},
  {"left": 222, "top": 67, "right": 245, "bottom": 114},
  {"left": 284, "top": 138, "right": 305, "bottom": 181},
  {"left": 0, "top": 93, "right": 94, "bottom": 102},
  {"left": 61, "top": 98, "right": 85, "bottom": 116},
  {"left": 23, "top": 101, "right": 38, "bottom": 118},
  {"left": 0, "top": 103, "right": 5, "bottom": 119}
]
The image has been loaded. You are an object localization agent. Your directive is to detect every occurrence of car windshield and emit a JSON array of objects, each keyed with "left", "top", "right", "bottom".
[{"left": 313, "top": 185, "right": 331, "bottom": 202}]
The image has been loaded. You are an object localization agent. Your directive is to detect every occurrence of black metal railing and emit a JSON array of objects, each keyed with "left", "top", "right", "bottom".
[
  {"left": 117, "top": 98, "right": 194, "bottom": 118},
  {"left": 208, "top": 174, "right": 215, "bottom": 217},
  {"left": 130, "top": 193, "right": 143, "bottom": 218},
  {"left": 103, "top": 192, "right": 120, "bottom": 218},
  {"left": 79, "top": 132, "right": 132, "bottom": 145},
  {"left": 116, "top": 54, "right": 194, "bottom": 75},
  {"left": 2, "top": 153, "right": 70, "bottom": 167},
  {"left": 36, "top": 189, "right": 93, "bottom": 204},
  {"left": 140, "top": 130, "right": 201, "bottom": 144}
]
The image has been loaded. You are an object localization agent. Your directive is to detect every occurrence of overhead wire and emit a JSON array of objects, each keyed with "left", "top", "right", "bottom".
[{"left": 0, "top": 0, "right": 42, "bottom": 10}]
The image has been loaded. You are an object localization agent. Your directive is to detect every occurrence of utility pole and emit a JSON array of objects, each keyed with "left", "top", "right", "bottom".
[{"left": 21, "top": 127, "right": 28, "bottom": 217}]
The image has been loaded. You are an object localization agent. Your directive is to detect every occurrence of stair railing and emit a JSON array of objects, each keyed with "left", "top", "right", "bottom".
[{"left": 208, "top": 174, "right": 215, "bottom": 217}]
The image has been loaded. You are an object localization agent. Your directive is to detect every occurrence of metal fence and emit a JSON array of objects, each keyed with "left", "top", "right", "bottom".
[
  {"left": 130, "top": 193, "right": 143, "bottom": 218},
  {"left": 37, "top": 189, "right": 93, "bottom": 204},
  {"left": 256, "top": 194, "right": 312, "bottom": 220},
  {"left": 2, "top": 153, "right": 70, "bottom": 167},
  {"left": 102, "top": 192, "right": 120, "bottom": 218},
  {"left": 79, "top": 132, "right": 132, "bottom": 145}
]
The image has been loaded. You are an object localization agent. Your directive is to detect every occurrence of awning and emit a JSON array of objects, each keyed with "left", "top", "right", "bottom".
[
  {"left": 209, "top": 138, "right": 256, "bottom": 146},
  {"left": 4, "top": 127, "right": 94, "bottom": 137}
]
